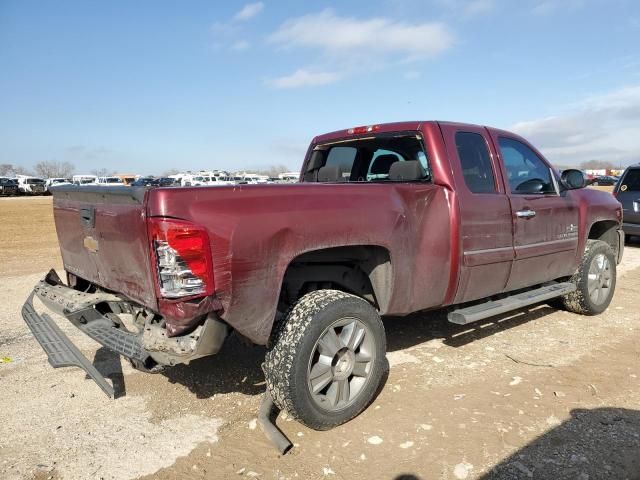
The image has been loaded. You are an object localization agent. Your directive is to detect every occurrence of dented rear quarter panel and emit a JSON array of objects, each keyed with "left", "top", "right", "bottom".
[{"left": 147, "top": 182, "right": 453, "bottom": 344}]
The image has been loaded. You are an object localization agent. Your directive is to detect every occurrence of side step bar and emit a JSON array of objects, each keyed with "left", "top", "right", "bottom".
[
  {"left": 447, "top": 282, "right": 576, "bottom": 325},
  {"left": 22, "top": 294, "right": 115, "bottom": 398}
]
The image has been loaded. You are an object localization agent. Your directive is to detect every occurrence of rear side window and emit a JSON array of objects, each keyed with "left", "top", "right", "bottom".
[
  {"left": 498, "top": 137, "right": 555, "bottom": 194},
  {"left": 620, "top": 169, "right": 640, "bottom": 191},
  {"left": 455, "top": 132, "right": 496, "bottom": 194}
]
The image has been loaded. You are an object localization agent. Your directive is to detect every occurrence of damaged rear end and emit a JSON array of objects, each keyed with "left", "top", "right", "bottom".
[{"left": 22, "top": 185, "right": 229, "bottom": 395}]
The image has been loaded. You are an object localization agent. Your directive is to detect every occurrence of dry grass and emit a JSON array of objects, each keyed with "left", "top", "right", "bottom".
[
  {"left": 0, "top": 196, "right": 62, "bottom": 277},
  {"left": 589, "top": 185, "right": 615, "bottom": 193}
]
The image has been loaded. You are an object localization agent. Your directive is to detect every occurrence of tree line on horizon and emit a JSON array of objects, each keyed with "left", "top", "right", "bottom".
[{"left": 1, "top": 161, "right": 294, "bottom": 179}]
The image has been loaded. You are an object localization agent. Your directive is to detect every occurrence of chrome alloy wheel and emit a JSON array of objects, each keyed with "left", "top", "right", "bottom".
[
  {"left": 587, "top": 253, "right": 612, "bottom": 306},
  {"left": 307, "top": 317, "right": 376, "bottom": 411}
]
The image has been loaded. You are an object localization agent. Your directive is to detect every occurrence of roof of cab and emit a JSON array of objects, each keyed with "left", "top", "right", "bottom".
[{"left": 312, "top": 120, "right": 496, "bottom": 144}]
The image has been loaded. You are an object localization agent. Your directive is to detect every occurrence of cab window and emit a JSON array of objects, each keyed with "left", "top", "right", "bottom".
[
  {"left": 308, "top": 133, "right": 429, "bottom": 183},
  {"left": 455, "top": 132, "right": 496, "bottom": 194},
  {"left": 367, "top": 149, "right": 404, "bottom": 180},
  {"left": 325, "top": 147, "right": 357, "bottom": 180},
  {"left": 498, "top": 137, "right": 555, "bottom": 194}
]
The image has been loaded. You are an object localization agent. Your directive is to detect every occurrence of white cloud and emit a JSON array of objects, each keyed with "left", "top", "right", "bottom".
[
  {"left": 511, "top": 86, "right": 640, "bottom": 166},
  {"left": 267, "top": 69, "right": 342, "bottom": 89},
  {"left": 403, "top": 71, "right": 422, "bottom": 80},
  {"left": 231, "top": 40, "right": 251, "bottom": 51},
  {"left": 267, "top": 9, "right": 454, "bottom": 87},
  {"left": 210, "top": 3, "right": 263, "bottom": 51},
  {"left": 234, "top": 2, "right": 264, "bottom": 21},
  {"left": 269, "top": 9, "right": 454, "bottom": 62}
]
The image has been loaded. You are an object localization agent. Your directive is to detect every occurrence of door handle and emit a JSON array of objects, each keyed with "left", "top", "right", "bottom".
[{"left": 516, "top": 209, "right": 536, "bottom": 218}]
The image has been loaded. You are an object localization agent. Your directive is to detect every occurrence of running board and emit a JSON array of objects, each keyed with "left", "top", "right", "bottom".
[{"left": 447, "top": 282, "right": 576, "bottom": 325}]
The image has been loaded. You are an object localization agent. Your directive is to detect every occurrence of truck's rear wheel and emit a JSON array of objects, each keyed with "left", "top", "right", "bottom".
[
  {"left": 264, "top": 290, "right": 387, "bottom": 430},
  {"left": 556, "top": 239, "right": 616, "bottom": 315}
]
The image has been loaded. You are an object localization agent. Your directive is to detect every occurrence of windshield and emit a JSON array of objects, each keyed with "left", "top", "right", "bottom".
[
  {"left": 103, "top": 177, "right": 122, "bottom": 183},
  {"left": 27, "top": 178, "right": 45, "bottom": 184},
  {"left": 306, "top": 132, "right": 429, "bottom": 183}
]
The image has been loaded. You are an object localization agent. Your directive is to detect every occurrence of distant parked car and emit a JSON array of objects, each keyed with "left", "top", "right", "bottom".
[
  {"left": 97, "top": 176, "right": 125, "bottom": 185},
  {"left": 16, "top": 175, "right": 46, "bottom": 195},
  {"left": 72, "top": 175, "right": 98, "bottom": 185},
  {"left": 131, "top": 177, "right": 159, "bottom": 187},
  {"left": 613, "top": 165, "right": 640, "bottom": 238},
  {"left": 581, "top": 171, "right": 595, "bottom": 185},
  {"left": 115, "top": 174, "right": 137, "bottom": 185},
  {"left": 0, "top": 177, "right": 19, "bottom": 196},
  {"left": 592, "top": 175, "right": 618, "bottom": 186},
  {"left": 131, "top": 177, "right": 178, "bottom": 187},
  {"left": 45, "top": 178, "right": 72, "bottom": 194},
  {"left": 158, "top": 177, "right": 178, "bottom": 187}
]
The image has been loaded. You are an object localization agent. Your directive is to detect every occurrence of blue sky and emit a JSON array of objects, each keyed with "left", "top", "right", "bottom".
[{"left": 1, "top": 0, "right": 640, "bottom": 174}]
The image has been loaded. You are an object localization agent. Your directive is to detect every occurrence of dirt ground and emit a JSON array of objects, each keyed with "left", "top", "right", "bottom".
[{"left": 1, "top": 195, "right": 639, "bottom": 480}]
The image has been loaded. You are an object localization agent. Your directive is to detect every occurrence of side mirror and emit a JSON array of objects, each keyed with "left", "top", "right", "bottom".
[{"left": 560, "top": 169, "right": 586, "bottom": 190}]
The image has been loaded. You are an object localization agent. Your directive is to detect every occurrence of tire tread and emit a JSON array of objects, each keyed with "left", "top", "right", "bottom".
[{"left": 264, "top": 289, "right": 384, "bottom": 430}]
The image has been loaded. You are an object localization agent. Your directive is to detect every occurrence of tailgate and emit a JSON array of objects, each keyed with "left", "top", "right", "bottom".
[{"left": 51, "top": 185, "right": 157, "bottom": 309}]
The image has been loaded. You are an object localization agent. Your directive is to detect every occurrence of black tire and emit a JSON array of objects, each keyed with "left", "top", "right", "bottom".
[
  {"left": 264, "top": 290, "right": 387, "bottom": 430},
  {"left": 556, "top": 239, "right": 616, "bottom": 315}
]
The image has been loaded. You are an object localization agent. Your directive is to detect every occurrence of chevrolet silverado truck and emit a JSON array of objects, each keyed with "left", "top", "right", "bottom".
[{"left": 22, "top": 121, "right": 624, "bottom": 444}]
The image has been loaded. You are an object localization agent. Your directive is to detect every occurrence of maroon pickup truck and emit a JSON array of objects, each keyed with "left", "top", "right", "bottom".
[{"left": 23, "top": 121, "right": 624, "bottom": 446}]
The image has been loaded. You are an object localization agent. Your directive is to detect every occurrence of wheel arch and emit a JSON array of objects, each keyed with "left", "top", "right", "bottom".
[
  {"left": 278, "top": 245, "right": 393, "bottom": 315},
  {"left": 587, "top": 220, "right": 620, "bottom": 258}
]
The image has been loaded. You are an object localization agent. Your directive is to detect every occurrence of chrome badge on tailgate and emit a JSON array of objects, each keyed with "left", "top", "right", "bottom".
[{"left": 83, "top": 236, "right": 99, "bottom": 253}]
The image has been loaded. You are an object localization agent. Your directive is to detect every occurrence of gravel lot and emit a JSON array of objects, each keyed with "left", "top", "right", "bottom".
[{"left": 1, "top": 196, "right": 639, "bottom": 480}]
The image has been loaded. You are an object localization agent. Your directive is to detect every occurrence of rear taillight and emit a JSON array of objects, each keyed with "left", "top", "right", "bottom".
[{"left": 148, "top": 218, "right": 214, "bottom": 299}]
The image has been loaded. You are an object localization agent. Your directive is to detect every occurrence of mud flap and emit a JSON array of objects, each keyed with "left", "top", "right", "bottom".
[{"left": 22, "top": 294, "right": 115, "bottom": 398}]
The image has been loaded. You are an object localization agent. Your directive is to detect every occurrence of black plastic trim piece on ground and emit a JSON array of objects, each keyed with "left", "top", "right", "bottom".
[{"left": 21, "top": 293, "right": 115, "bottom": 398}]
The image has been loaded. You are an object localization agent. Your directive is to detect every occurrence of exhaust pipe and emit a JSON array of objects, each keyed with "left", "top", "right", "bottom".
[{"left": 257, "top": 391, "right": 292, "bottom": 455}]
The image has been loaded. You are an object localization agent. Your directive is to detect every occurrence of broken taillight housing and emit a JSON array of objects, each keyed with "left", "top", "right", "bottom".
[{"left": 148, "top": 218, "right": 214, "bottom": 299}]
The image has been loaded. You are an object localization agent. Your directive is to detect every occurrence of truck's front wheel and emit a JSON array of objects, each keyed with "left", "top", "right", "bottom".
[
  {"left": 556, "top": 239, "right": 617, "bottom": 315},
  {"left": 264, "top": 290, "right": 387, "bottom": 430}
]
